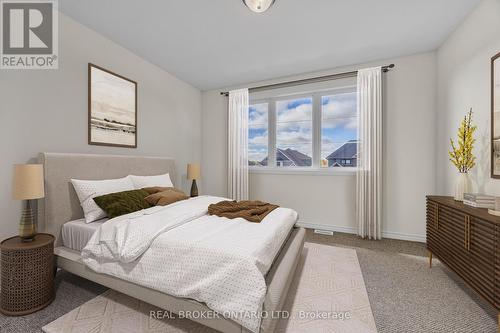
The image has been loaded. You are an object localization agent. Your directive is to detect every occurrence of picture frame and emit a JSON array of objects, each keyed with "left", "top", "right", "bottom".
[
  {"left": 88, "top": 63, "right": 137, "bottom": 148},
  {"left": 491, "top": 53, "right": 500, "bottom": 178}
]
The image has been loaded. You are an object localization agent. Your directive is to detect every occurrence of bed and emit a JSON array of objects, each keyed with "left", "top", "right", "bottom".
[
  {"left": 62, "top": 218, "right": 106, "bottom": 252},
  {"left": 39, "top": 152, "right": 305, "bottom": 333}
]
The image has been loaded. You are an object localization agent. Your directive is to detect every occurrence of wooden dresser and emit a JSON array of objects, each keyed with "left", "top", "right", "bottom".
[{"left": 426, "top": 196, "right": 499, "bottom": 328}]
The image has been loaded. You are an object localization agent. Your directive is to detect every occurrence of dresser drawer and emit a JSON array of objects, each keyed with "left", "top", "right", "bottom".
[
  {"left": 467, "top": 217, "right": 496, "bottom": 306},
  {"left": 432, "top": 206, "right": 471, "bottom": 279},
  {"left": 427, "top": 203, "right": 467, "bottom": 256},
  {"left": 438, "top": 205, "right": 468, "bottom": 251},
  {"left": 496, "top": 223, "right": 500, "bottom": 308}
]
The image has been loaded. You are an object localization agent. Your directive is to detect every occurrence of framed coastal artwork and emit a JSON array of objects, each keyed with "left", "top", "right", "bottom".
[
  {"left": 492, "top": 53, "right": 500, "bottom": 178},
  {"left": 88, "top": 63, "right": 137, "bottom": 148}
]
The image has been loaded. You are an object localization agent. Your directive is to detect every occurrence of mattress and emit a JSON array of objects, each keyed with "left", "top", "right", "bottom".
[{"left": 62, "top": 218, "right": 106, "bottom": 251}]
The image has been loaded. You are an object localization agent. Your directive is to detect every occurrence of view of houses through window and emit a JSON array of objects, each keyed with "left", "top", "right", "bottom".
[
  {"left": 321, "top": 92, "right": 358, "bottom": 167},
  {"left": 249, "top": 89, "right": 358, "bottom": 168},
  {"left": 275, "top": 97, "right": 313, "bottom": 167}
]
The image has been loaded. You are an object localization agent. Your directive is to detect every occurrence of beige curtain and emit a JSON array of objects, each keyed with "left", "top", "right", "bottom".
[
  {"left": 228, "top": 89, "right": 249, "bottom": 200},
  {"left": 356, "top": 67, "right": 382, "bottom": 240}
]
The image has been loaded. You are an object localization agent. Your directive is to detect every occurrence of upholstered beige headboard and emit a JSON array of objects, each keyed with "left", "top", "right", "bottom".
[{"left": 39, "top": 153, "right": 177, "bottom": 246}]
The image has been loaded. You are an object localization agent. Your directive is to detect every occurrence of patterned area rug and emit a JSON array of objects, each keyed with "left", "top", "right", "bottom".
[{"left": 42, "top": 243, "right": 377, "bottom": 333}]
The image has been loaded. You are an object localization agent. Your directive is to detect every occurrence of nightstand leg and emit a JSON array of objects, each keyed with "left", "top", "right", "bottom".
[{"left": 428, "top": 251, "right": 432, "bottom": 268}]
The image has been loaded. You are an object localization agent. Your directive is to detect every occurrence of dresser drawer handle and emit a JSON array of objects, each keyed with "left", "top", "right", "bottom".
[
  {"left": 435, "top": 203, "right": 439, "bottom": 230},
  {"left": 467, "top": 217, "right": 471, "bottom": 251},
  {"left": 464, "top": 215, "right": 471, "bottom": 251}
]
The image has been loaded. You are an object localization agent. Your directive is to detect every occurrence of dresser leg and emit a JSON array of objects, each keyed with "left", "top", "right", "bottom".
[
  {"left": 498, "top": 313, "right": 499, "bottom": 333},
  {"left": 428, "top": 251, "right": 432, "bottom": 268}
]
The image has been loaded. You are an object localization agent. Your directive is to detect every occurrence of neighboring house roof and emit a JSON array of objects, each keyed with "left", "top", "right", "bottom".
[
  {"left": 261, "top": 148, "right": 312, "bottom": 167},
  {"left": 278, "top": 148, "right": 311, "bottom": 166},
  {"left": 326, "top": 140, "right": 358, "bottom": 160}
]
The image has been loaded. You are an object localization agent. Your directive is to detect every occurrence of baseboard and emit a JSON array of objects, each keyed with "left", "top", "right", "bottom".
[
  {"left": 381, "top": 230, "right": 426, "bottom": 243},
  {"left": 296, "top": 221, "right": 426, "bottom": 243},
  {"left": 296, "top": 222, "right": 356, "bottom": 235}
]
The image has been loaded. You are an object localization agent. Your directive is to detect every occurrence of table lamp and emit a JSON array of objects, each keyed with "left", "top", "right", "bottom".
[
  {"left": 187, "top": 163, "right": 200, "bottom": 197},
  {"left": 12, "top": 164, "right": 44, "bottom": 241}
]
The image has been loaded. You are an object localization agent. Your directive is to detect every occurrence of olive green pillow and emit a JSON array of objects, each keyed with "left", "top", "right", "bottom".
[{"left": 93, "top": 189, "right": 152, "bottom": 219}]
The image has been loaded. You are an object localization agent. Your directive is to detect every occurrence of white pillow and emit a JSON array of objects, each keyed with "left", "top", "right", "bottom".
[
  {"left": 129, "top": 173, "right": 173, "bottom": 189},
  {"left": 71, "top": 176, "right": 135, "bottom": 223}
]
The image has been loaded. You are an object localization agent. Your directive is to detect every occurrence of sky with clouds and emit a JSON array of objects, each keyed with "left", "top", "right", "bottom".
[{"left": 249, "top": 92, "right": 357, "bottom": 164}]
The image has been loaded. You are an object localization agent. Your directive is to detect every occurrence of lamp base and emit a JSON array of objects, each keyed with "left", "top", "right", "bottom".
[
  {"left": 19, "top": 201, "right": 37, "bottom": 242},
  {"left": 20, "top": 235, "right": 35, "bottom": 243},
  {"left": 190, "top": 179, "right": 198, "bottom": 197}
]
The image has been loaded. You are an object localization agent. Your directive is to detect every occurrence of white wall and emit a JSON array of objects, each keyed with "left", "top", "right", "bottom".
[
  {"left": 0, "top": 13, "right": 202, "bottom": 241},
  {"left": 436, "top": 0, "right": 500, "bottom": 195},
  {"left": 202, "top": 52, "right": 437, "bottom": 242}
]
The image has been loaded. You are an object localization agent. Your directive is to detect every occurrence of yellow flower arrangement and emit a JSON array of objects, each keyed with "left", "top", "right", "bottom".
[{"left": 449, "top": 108, "right": 476, "bottom": 173}]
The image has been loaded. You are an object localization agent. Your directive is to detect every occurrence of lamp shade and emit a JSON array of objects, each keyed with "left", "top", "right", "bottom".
[
  {"left": 243, "top": 0, "right": 275, "bottom": 13},
  {"left": 12, "top": 164, "right": 45, "bottom": 200},
  {"left": 187, "top": 164, "right": 201, "bottom": 180}
]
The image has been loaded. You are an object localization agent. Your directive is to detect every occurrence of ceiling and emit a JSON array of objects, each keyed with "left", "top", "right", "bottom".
[{"left": 59, "top": 0, "right": 481, "bottom": 90}]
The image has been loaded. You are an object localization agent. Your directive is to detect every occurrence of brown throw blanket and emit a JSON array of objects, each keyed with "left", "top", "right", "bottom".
[{"left": 208, "top": 200, "right": 279, "bottom": 223}]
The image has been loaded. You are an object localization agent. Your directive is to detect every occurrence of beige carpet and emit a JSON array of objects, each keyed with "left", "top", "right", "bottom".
[{"left": 42, "top": 243, "right": 377, "bottom": 333}]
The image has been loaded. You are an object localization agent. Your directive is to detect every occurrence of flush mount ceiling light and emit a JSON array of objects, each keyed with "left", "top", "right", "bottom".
[{"left": 243, "top": 0, "right": 275, "bottom": 13}]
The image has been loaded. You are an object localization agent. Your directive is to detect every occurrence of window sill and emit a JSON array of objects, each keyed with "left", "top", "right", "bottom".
[{"left": 249, "top": 167, "right": 357, "bottom": 176}]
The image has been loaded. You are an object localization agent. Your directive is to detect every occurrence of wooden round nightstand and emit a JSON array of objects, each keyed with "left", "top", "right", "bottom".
[{"left": 0, "top": 233, "right": 55, "bottom": 316}]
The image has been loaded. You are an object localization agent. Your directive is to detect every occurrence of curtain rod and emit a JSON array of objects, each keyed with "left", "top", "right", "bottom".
[{"left": 220, "top": 64, "right": 395, "bottom": 96}]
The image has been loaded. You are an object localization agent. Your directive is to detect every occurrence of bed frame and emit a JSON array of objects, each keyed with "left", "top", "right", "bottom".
[{"left": 39, "top": 153, "right": 305, "bottom": 333}]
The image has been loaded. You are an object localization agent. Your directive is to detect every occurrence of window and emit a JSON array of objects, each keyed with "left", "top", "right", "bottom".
[
  {"left": 321, "top": 92, "right": 357, "bottom": 168},
  {"left": 276, "top": 98, "right": 312, "bottom": 167},
  {"left": 248, "top": 103, "right": 268, "bottom": 166},
  {"left": 249, "top": 88, "right": 357, "bottom": 170}
]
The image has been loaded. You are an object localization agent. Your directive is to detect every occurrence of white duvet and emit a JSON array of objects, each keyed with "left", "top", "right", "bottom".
[{"left": 82, "top": 196, "right": 297, "bottom": 333}]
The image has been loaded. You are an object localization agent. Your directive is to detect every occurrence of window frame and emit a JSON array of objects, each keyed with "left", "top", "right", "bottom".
[{"left": 249, "top": 86, "right": 357, "bottom": 175}]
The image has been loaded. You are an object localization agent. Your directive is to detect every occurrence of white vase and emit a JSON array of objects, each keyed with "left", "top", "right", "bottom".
[{"left": 454, "top": 172, "right": 470, "bottom": 201}]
